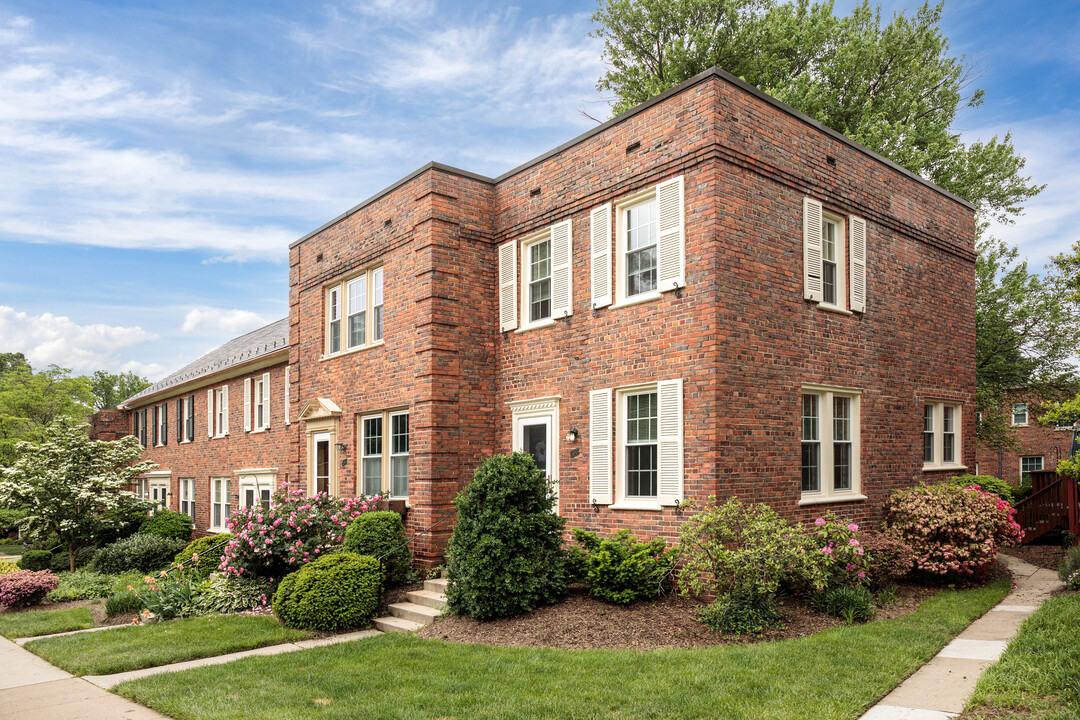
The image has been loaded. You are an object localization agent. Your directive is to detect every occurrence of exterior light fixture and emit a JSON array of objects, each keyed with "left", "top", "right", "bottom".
[{"left": 564, "top": 428, "right": 578, "bottom": 443}]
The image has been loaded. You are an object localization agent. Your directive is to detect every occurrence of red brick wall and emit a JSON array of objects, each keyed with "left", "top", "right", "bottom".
[
  {"left": 976, "top": 422, "right": 1074, "bottom": 484},
  {"left": 87, "top": 409, "right": 128, "bottom": 441}
]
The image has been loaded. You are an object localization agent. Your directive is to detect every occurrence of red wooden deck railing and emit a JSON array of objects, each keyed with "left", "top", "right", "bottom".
[{"left": 1013, "top": 470, "right": 1080, "bottom": 543}]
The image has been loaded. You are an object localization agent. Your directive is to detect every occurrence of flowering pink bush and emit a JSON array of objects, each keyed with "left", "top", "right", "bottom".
[
  {"left": 220, "top": 483, "right": 381, "bottom": 579},
  {"left": 808, "top": 517, "right": 869, "bottom": 588},
  {"left": 859, "top": 532, "right": 916, "bottom": 586},
  {"left": 0, "top": 569, "right": 60, "bottom": 607},
  {"left": 883, "top": 483, "right": 1023, "bottom": 576}
]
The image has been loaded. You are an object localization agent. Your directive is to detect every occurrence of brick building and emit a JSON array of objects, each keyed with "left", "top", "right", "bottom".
[
  {"left": 974, "top": 399, "right": 1076, "bottom": 484},
  {"left": 110, "top": 67, "right": 977, "bottom": 566}
]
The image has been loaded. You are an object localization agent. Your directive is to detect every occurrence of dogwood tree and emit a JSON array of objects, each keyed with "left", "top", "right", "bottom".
[{"left": 0, "top": 417, "right": 156, "bottom": 570}]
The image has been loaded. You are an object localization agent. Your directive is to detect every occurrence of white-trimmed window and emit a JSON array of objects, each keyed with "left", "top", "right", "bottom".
[
  {"left": 136, "top": 477, "right": 148, "bottom": 500},
  {"left": 800, "top": 385, "right": 862, "bottom": 504},
  {"left": 358, "top": 410, "right": 409, "bottom": 500},
  {"left": 244, "top": 373, "right": 271, "bottom": 432},
  {"left": 238, "top": 472, "right": 275, "bottom": 511},
  {"left": 155, "top": 403, "right": 168, "bottom": 446},
  {"left": 525, "top": 231, "right": 552, "bottom": 325},
  {"left": 210, "top": 477, "right": 231, "bottom": 531},
  {"left": 610, "top": 177, "right": 685, "bottom": 308},
  {"left": 176, "top": 395, "right": 194, "bottom": 442},
  {"left": 802, "top": 198, "right": 866, "bottom": 313},
  {"left": 1012, "top": 402, "right": 1029, "bottom": 426},
  {"left": 326, "top": 266, "right": 384, "bottom": 356},
  {"left": 179, "top": 478, "right": 195, "bottom": 518},
  {"left": 147, "top": 473, "right": 169, "bottom": 510},
  {"left": 207, "top": 385, "right": 229, "bottom": 437},
  {"left": 501, "top": 221, "right": 572, "bottom": 333},
  {"left": 1020, "top": 456, "right": 1043, "bottom": 476},
  {"left": 923, "top": 400, "right": 964, "bottom": 470}
]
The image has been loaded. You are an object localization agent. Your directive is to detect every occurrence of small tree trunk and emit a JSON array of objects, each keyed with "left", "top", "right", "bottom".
[{"left": 69, "top": 543, "right": 77, "bottom": 572}]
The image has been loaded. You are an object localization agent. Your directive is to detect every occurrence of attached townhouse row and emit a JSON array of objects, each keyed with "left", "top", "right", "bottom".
[
  {"left": 974, "top": 400, "right": 1076, "bottom": 483},
  {"left": 105, "top": 68, "right": 978, "bottom": 567}
]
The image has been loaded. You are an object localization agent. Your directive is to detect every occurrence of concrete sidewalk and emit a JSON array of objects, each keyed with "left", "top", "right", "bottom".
[{"left": 859, "top": 553, "right": 1064, "bottom": 720}]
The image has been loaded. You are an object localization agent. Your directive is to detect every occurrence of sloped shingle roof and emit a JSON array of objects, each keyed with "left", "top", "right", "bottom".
[{"left": 121, "top": 318, "right": 289, "bottom": 408}]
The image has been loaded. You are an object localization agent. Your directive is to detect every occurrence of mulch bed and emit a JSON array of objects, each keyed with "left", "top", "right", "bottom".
[{"left": 1001, "top": 544, "right": 1069, "bottom": 571}]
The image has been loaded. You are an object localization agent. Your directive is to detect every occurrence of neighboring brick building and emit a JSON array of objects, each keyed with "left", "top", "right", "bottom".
[
  {"left": 113, "top": 67, "right": 977, "bottom": 566},
  {"left": 975, "top": 400, "right": 1076, "bottom": 484}
]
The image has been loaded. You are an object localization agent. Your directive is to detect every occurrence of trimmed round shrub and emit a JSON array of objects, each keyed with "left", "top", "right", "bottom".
[
  {"left": 945, "top": 474, "right": 1015, "bottom": 503},
  {"left": 173, "top": 534, "right": 233, "bottom": 579},
  {"left": 140, "top": 510, "right": 193, "bottom": 542},
  {"left": 105, "top": 590, "right": 143, "bottom": 617},
  {"left": 571, "top": 528, "right": 675, "bottom": 604},
  {"left": 883, "top": 483, "right": 1023, "bottom": 575},
  {"left": 446, "top": 453, "right": 568, "bottom": 620},
  {"left": 17, "top": 549, "right": 51, "bottom": 571},
  {"left": 272, "top": 553, "right": 381, "bottom": 631},
  {"left": 91, "top": 533, "right": 188, "bottom": 574},
  {"left": 343, "top": 511, "right": 413, "bottom": 586},
  {"left": 0, "top": 569, "right": 59, "bottom": 607},
  {"left": 814, "top": 584, "right": 875, "bottom": 624},
  {"left": 1059, "top": 544, "right": 1080, "bottom": 590},
  {"left": 860, "top": 532, "right": 916, "bottom": 587}
]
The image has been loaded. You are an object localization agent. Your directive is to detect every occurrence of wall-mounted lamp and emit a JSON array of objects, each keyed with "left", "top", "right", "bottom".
[
  {"left": 564, "top": 428, "right": 579, "bottom": 443},
  {"left": 335, "top": 442, "right": 348, "bottom": 452}
]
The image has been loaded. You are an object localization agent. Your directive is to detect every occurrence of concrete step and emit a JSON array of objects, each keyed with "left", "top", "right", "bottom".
[
  {"left": 406, "top": 589, "right": 447, "bottom": 610},
  {"left": 388, "top": 601, "right": 440, "bottom": 626},
  {"left": 373, "top": 616, "right": 423, "bottom": 633},
  {"left": 424, "top": 577, "right": 449, "bottom": 594}
]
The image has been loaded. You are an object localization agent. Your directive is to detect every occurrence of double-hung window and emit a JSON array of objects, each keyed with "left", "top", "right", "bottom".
[
  {"left": 923, "top": 400, "right": 963, "bottom": 470},
  {"left": 178, "top": 478, "right": 195, "bottom": 518},
  {"left": 156, "top": 403, "right": 168, "bottom": 446},
  {"left": 527, "top": 234, "right": 552, "bottom": 323},
  {"left": 625, "top": 391, "right": 658, "bottom": 498},
  {"left": 244, "top": 373, "right": 271, "bottom": 432},
  {"left": 208, "top": 385, "right": 229, "bottom": 437},
  {"left": 1012, "top": 402, "right": 1029, "bottom": 426},
  {"left": 210, "top": 477, "right": 231, "bottom": 531},
  {"left": 238, "top": 473, "right": 274, "bottom": 511},
  {"left": 358, "top": 410, "right": 409, "bottom": 500},
  {"left": 1020, "top": 456, "right": 1043, "bottom": 476},
  {"left": 325, "top": 266, "right": 384, "bottom": 356},
  {"left": 502, "top": 222, "right": 572, "bottom": 332},
  {"left": 800, "top": 385, "right": 862, "bottom": 504},
  {"left": 803, "top": 198, "right": 867, "bottom": 313},
  {"left": 180, "top": 395, "right": 194, "bottom": 441}
]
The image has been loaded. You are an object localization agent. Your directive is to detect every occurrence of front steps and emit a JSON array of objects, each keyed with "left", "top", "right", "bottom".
[{"left": 373, "top": 577, "right": 447, "bottom": 633}]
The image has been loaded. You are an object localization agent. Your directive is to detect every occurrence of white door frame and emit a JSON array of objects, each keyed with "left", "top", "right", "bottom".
[{"left": 509, "top": 397, "right": 560, "bottom": 513}]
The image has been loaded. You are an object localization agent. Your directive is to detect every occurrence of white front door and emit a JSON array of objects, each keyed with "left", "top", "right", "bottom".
[{"left": 516, "top": 414, "right": 558, "bottom": 512}]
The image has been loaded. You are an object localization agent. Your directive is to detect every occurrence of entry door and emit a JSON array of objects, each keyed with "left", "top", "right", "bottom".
[
  {"left": 517, "top": 416, "right": 557, "bottom": 511},
  {"left": 314, "top": 432, "right": 331, "bottom": 494}
]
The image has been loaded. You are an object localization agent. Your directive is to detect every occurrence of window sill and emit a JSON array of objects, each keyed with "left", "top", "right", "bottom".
[
  {"left": 211, "top": 433, "right": 228, "bottom": 440},
  {"left": 609, "top": 500, "right": 663, "bottom": 512},
  {"left": 320, "top": 340, "right": 386, "bottom": 362},
  {"left": 179, "top": 440, "right": 190, "bottom": 445},
  {"left": 815, "top": 302, "right": 854, "bottom": 316},
  {"left": 798, "top": 493, "right": 868, "bottom": 506},
  {"left": 248, "top": 428, "right": 268, "bottom": 435},
  {"left": 514, "top": 318, "right": 557, "bottom": 333},
  {"left": 922, "top": 464, "right": 967, "bottom": 472},
  {"left": 610, "top": 291, "right": 662, "bottom": 310}
]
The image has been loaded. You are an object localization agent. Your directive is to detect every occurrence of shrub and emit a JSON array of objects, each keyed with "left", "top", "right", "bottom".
[
  {"left": 0, "top": 569, "right": 59, "bottom": 607},
  {"left": 0, "top": 508, "right": 27, "bottom": 536},
  {"left": 173, "top": 534, "right": 233, "bottom": 579},
  {"left": 945, "top": 475, "right": 1015, "bottom": 503},
  {"left": 272, "top": 553, "right": 381, "bottom": 631},
  {"left": 139, "top": 509, "right": 193, "bottom": 542},
  {"left": 883, "top": 483, "right": 1023, "bottom": 576},
  {"left": 135, "top": 571, "right": 199, "bottom": 620},
  {"left": 221, "top": 483, "right": 378, "bottom": 579},
  {"left": 91, "top": 533, "right": 187, "bottom": 574},
  {"left": 446, "top": 453, "right": 568, "bottom": 620},
  {"left": 343, "top": 511, "right": 414, "bottom": 586},
  {"left": 859, "top": 532, "right": 916, "bottom": 587},
  {"left": 49, "top": 547, "right": 94, "bottom": 573},
  {"left": 189, "top": 572, "right": 276, "bottom": 615},
  {"left": 93, "top": 500, "right": 153, "bottom": 546},
  {"left": 814, "top": 584, "right": 875, "bottom": 624},
  {"left": 18, "top": 549, "right": 51, "bottom": 571},
  {"left": 698, "top": 592, "right": 782, "bottom": 635},
  {"left": 0, "top": 559, "right": 18, "bottom": 576},
  {"left": 48, "top": 569, "right": 112, "bottom": 602},
  {"left": 1059, "top": 544, "right": 1080, "bottom": 591},
  {"left": 807, "top": 516, "right": 869, "bottom": 589},
  {"left": 105, "top": 590, "right": 143, "bottom": 617},
  {"left": 571, "top": 529, "right": 675, "bottom": 604}
]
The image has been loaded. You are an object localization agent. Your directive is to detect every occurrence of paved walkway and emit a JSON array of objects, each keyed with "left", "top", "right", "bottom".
[{"left": 859, "top": 554, "right": 1064, "bottom": 720}]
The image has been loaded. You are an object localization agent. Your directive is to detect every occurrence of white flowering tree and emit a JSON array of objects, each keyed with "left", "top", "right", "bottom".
[{"left": 0, "top": 417, "right": 156, "bottom": 571}]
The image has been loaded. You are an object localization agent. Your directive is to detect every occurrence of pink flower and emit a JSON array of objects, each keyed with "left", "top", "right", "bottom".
[
  {"left": 848, "top": 523, "right": 858, "bottom": 532},
  {"left": 849, "top": 539, "right": 860, "bottom": 547},
  {"left": 821, "top": 546, "right": 833, "bottom": 555},
  {"left": 264, "top": 539, "right": 272, "bottom": 545},
  {"left": 857, "top": 571, "right": 866, "bottom": 579},
  {"left": 815, "top": 518, "right": 827, "bottom": 527},
  {"left": 846, "top": 563, "right": 857, "bottom": 572}
]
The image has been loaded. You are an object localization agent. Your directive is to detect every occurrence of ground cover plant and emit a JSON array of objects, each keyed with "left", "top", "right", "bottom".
[
  {"left": 25, "top": 614, "right": 312, "bottom": 675},
  {"left": 0, "top": 607, "right": 94, "bottom": 639},
  {"left": 47, "top": 568, "right": 112, "bottom": 602},
  {"left": 273, "top": 552, "right": 381, "bottom": 631},
  {"left": 1058, "top": 543, "right": 1080, "bottom": 590},
  {"left": 114, "top": 579, "right": 1009, "bottom": 720},
  {"left": 965, "top": 592, "right": 1080, "bottom": 719},
  {"left": 189, "top": 572, "right": 275, "bottom": 615}
]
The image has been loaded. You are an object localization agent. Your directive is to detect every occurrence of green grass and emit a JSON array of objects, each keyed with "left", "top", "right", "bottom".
[
  {"left": 0, "top": 607, "right": 95, "bottom": 639},
  {"left": 114, "top": 580, "right": 1009, "bottom": 720},
  {"left": 0, "top": 542, "right": 23, "bottom": 555},
  {"left": 25, "top": 614, "right": 313, "bottom": 676},
  {"left": 964, "top": 592, "right": 1080, "bottom": 720}
]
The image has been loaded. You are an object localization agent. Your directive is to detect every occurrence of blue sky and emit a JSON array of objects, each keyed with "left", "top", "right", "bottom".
[{"left": 0, "top": 0, "right": 1076, "bottom": 380}]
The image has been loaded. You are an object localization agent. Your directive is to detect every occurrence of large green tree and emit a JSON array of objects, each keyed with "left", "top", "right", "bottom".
[
  {"left": 88, "top": 370, "right": 151, "bottom": 411},
  {"left": 0, "top": 363, "right": 94, "bottom": 465}
]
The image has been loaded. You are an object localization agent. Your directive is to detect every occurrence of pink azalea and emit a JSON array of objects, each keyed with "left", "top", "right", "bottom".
[
  {"left": 846, "top": 563, "right": 857, "bottom": 572},
  {"left": 849, "top": 539, "right": 860, "bottom": 547},
  {"left": 848, "top": 523, "right": 858, "bottom": 532},
  {"left": 821, "top": 546, "right": 833, "bottom": 555},
  {"left": 814, "top": 518, "right": 827, "bottom": 526},
  {"left": 856, "top": 571, "right": 866, "bottom": 579}
]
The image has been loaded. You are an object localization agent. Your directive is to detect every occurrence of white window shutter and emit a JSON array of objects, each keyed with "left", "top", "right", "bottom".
[
  {"left": 284, "top": 366, "right": 291, "bottom": 425},
  {"left": 589, "top": 389, "right": 613, "bottom": 505},
  {"left": 498, "top": 240, "right": 517, "bottom": 332},
  {"left": 243, "top": 378, "right": 252, "bottom": 432},
  {"left": 262, "top": 372, "right": 271, "bottom": 428},
  {"left": 590, "top": 204, "right": 612, "bottom": 309},
  {"left": 222, "top": 385, "right": 229, "bottom": 435},
  {"left": 803, "top": 197, "right": 824, "bottom": 301},
  {"left": 849, "top": 215, "right": 867, "bottom": 313},
  {"left": 206, "top": 388, "right": 213, "bottom": 437},
  {"left": 657, "top": 379, "right": 684, "bottom": 505},
  {"left": 550, "top": 220, "right": 573, "bottom": 318},
  {"left": 656, "top": 176, "right": 685, "bottom": 290}
]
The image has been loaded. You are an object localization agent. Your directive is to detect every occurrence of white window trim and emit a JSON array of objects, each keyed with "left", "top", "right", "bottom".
[
  {"left": 357, "top": 409, "right": 410, "bottom": 501},
  {"left": 254, "top": 372, "right": 270, "bottom": 432},
  {"left": 145, "top": 470, "right": 171, "bottom": 511},
  {"left": 509, "top": 397, "right": 560, "bottom": 514},
  {"left": 612, "top": 177, "right": 684, "bottom": 309},
  {"left": 324, "top": 265, "right": 385, "bottom": 358},
  {"left": 607, "top": 380, "right": 683, "bottom": 511},
  {"left": 388, "top": 410, "right": 410, "bottom": 500},
  {"left": 518, "top": 228, "right": 555, "bottom": 332},
  {"left": 212, "top": 385, "right": 229, "bottom": 438},
  {"left": 236, "top": 471, "right": 276, "bottom": 510},
  {"left": 922, "top": 399, "right": 967, "bottom": 472},
  {"left": 179, "top": 396, "right": 192, "bottom": 444},
  {"left": 209, "top": 476, "right": 231, "bottom": 532},
  {"left": 360, "top": 413, "right": 384, "bottom": 499},
  {"left": 1011, "top": 402, "right": 1029, "bottom": 426},
  {"left": 817, "top": 212, "right": 847, "bottom": 313},
  {"left": 798, "top": 383, "right": 866, "bottom": 506},
  {"left": 1019, "top": 456, "right": 1044, "bottom": 475},
  {"left": 178, "top": 477, "right": 195, "bottom": 519},
  {"left": 155, "top": 403, "right": 168, "bottom": 447}
]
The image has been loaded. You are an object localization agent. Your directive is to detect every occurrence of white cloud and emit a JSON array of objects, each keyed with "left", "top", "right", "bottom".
[
  {"left": 0, "top": 16, "right": 32, "bottom": 45},
  {"left": 0, "top": 305, "right": 157, "bottom": 375},
  {"left": 180, "top": 307, "right": 270, "bottom": 335}
]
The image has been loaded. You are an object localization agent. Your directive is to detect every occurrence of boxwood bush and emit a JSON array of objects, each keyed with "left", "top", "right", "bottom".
[
  {"left": 945, "top": 474, "right": 1015, "bottom": 503},
  {"left": 17, "top": 549, "right": 51, "bottom": 571},
  {"left": 173, "top": 533, "right": 233, "bottom": 578},
  {"left": 446, "top": 452, "right": 568, "bottom": 620},
  {"left": 140, "top": 509, "right": 193, "bottom": 542},
  {"left": 343, "top": 511, "right": 413, "bottom": 586},
  {"left": 272, "top": 553, "right": 381, "bottom": 631},
  {"left": 571, "top": 528, "right": 675, "bottom": 604},
  {"left": 91, "top": 533, "right": 187, "bottom": 574}
]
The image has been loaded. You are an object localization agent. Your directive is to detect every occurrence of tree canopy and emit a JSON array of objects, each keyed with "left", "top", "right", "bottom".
[
  {"left": 0, "top": 363, "right": 94, "bottom": 466},
  {"left": 88, "top": 370, "right": 152, "bottom": 411}
]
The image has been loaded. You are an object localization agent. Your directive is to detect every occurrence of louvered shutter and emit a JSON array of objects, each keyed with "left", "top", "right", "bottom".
[
  {"left": 161, "top": 403, "right": 167, "bottom": 445},
  {"left": 498, "top": 240, "right": 517, "bottom": 331},
  {"left": 262, "top": 372, "right": 271, "bottom": 428},
  {"left": 222, "top": 386, "right": 229, "bottom": 435},
  {"left": 550, "top": 220, "right": 573, "bottom": 318},
  {"left": 590, "top": 204, "right": 612, "bottom": 308},
  {"left": 849, "top": 215, "right": 867, "bottom": 313},
  {"left": 207, "top": 389, "right": 213, "bottom": 437},
  {"left": 589, "top": 389, "right": 613, "bottom": 505},
  {"left": 176, "top": 399, "right": 182, "bottom": 440},
  {"left": 657, "top": 379, "right": 684, "bottom": 505},
  {"left": 152, "top": 406, "right": 158, "bottom": 446},
  {"left": 803, "top": 197, "right": 824, "bottom": 301},
  {"left": 187, "top": 396, "right": 194, "bottom": 440},
  {"left": 656, "top": 177, "right": 685, "bottom": 290},
  {"left": 284, "top": 366, "right": 290, "bottom": 425},
  {"left": 243, "top": 378, "right": 252, "bottom": 432}
]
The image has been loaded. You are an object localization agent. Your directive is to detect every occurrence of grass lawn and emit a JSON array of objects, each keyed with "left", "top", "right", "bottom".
[
  {"left": 0, "top": 542, "right": 23, "bottom": 555},
  {"left": 0, "top": 607, "right": 94, "bottom": 639},
  {"left": 114, "top": 579, "right": 1009, "bottom": 720},
  {"left": 25, "top": 614, "right": 313, "bottom": 675},
  {"left": 964, "top": 592, "right": 1080, "bottom": 720}
]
